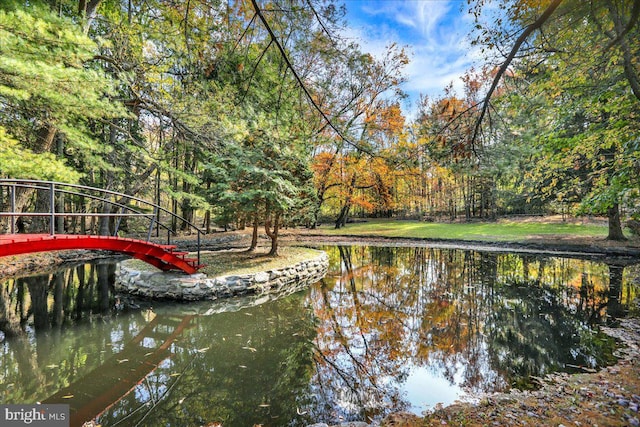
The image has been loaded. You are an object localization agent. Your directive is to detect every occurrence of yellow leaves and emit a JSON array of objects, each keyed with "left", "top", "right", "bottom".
[
  {"left": 352, "top": 194, "right": 374, "bottom": 211},
  {"left": 435, "top": 97, "right": 465, "bottom": 119},
  {"left": 379, "top": 103, "right": 405, "bottom": 134},
  {"left": 311, "top": 151, "right": 335, "bottom": 175}
]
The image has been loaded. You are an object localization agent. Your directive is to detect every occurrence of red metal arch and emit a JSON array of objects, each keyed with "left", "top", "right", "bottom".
[{"left": 0, "top": 234, "right": 201, "bottom": 274}]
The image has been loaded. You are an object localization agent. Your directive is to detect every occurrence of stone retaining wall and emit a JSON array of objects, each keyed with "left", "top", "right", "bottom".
[{"left": 115, "top": 250, "right": 329, "bottom": 301}]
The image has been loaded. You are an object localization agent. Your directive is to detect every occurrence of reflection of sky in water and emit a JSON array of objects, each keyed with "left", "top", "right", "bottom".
[{"left": 404, "top": 365, "right": 466, "bottom": 413}]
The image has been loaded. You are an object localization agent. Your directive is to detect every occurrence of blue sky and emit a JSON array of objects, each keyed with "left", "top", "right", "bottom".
[{"left": 342, "top": 0, "right": 480, "bottom": 116}]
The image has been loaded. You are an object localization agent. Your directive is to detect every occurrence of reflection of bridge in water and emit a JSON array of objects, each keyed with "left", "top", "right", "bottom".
[
  {"left": 0, "top": 179, "right": 205, "bottom": 274},
  {"left": 42, "top": 314, "right": 195, "bottom": 427}
]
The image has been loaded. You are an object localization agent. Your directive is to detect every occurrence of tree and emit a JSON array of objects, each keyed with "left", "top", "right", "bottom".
[
  {"left": 470, "top": 0, "right": 640, "bottom": 239},
  {"left": 205, "top": 114, "right": 314, "bottom": 255},
  {"left": 0, "top": 2, "right": 125, "bottom": 181}
]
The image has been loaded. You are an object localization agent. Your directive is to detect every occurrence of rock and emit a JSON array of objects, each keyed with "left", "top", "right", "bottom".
[
  {"left": 254, "top": 271, "right": 269, "bottom": 283},
  {"left": 114, "top": 251, "right": 328, "bottom": 302},
  {"left": 381, "top": 412, "right": 421, "bottom": 426}
]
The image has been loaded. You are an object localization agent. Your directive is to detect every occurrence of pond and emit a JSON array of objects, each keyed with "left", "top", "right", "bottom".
[{"left": 0, "top": 245, "right": 638, "bottom": 426}]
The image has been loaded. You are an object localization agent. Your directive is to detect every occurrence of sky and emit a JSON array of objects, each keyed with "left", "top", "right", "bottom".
[{"left": 341, "top": 0, "right": 481, "bottom": 118}]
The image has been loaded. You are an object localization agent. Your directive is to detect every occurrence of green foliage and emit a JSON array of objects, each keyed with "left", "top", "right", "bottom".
[
  {"left": 0, "top": 127, "right": 81, "bottom": 181},
  {"left": 0, "top": 2, "right": 126, "bottom": 151},
  {"left": 465, "top": 0, "right": 640, "bottom": 235},
  {"left": 204, "top": 113, "right": 315, "bottom": 228}
]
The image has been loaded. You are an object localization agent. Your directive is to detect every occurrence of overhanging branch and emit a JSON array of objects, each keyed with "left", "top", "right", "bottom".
[
  {"left": 471, "top": 0, "right": 564, "bottom": 146},
  {"left": 249, "top": 0, "right": 374, "bottom": 156}
]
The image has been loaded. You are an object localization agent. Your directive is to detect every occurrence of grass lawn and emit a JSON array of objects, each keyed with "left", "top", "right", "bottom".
[{"left": 317, "top": 218, "right": 610, "bottom": 241}]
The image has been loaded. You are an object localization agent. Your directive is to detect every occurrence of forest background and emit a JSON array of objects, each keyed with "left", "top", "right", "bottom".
[{"left": 0, "top": 0, "right": 639, "bottom": 254}]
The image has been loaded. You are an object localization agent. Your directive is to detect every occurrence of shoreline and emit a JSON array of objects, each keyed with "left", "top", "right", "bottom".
[{"left": 283, "top": 231, "right": 640, "bottom": 259}]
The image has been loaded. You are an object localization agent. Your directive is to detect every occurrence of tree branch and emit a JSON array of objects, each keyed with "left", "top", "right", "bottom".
[
  {"left": 250, "top": 0, "right": 374, "bottom": 156},
  {"left": 472, "top": 0, "right": 564, "bottom": 146},
  {"left": 604, "top": 0, "right": 640, "bottom": 50}
]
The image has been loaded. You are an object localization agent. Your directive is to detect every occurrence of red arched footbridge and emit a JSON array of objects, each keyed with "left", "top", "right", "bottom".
[{"left": 0, "top": 180, "right": 204, "bottom": 274}]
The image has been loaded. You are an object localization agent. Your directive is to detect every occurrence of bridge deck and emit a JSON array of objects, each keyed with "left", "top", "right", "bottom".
[{"left": 0, "top": 234, "right": 201, "bottom": 274}]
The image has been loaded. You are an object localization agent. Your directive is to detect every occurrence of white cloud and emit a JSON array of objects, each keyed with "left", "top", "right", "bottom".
[{"left": 342, "top": 0, "right": 481, "bottom": 118}]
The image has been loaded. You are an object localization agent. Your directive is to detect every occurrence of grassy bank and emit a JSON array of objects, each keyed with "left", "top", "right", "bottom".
[
  {"left": 197, "top": 247, "right": 321, "bottom": 276},
  {"left": 317, "top": 218, "right": 610, "bottom": 241},
  {"left": 124, "top": 246, "right": 322, "bottom": 276}
]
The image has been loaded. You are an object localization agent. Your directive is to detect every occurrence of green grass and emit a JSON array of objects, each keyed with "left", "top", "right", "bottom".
[
  {"left": 317, "top": 219, "right": 608, "bottom": 241},
  {"left": 124, "top": 246, "right": 322, "bottom": 276}
]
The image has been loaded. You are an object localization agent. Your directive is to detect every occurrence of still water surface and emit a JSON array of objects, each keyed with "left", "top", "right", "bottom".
[{"left": 0, "top": 245, "right": 638, "bottom": 426}]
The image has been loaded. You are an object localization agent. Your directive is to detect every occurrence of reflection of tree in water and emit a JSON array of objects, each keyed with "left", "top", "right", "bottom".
[
  {"left": 486, "top": 279, "right": 616, "bottom": 389},
  {"left": 1, "top": 263, "right": 119, "bottom": 334},
  {"left": 311, "top": 245, "right": 438, "bottom": 421},
  {"left": 311, "top": 246, "right": 636, "bottom": 421},
  {"left": 1, "top": 249, "right": 638, "bottom": 425},
  {"left": 0, "top": 262, "right": 136, "bottom": 404},
  {"left": 96, "top": 294, "right": 318, "bottom": 427},
  {"left": 2, "top": 267, "right": 320, "bottom": 427}
]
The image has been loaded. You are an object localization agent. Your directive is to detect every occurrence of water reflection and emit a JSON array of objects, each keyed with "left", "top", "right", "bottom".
[
  {"left": 0, "top": 247, "right": 638, "bottom": 426},
  {"left": 309, "top": 246, "right": 637, "bottom": 420}
]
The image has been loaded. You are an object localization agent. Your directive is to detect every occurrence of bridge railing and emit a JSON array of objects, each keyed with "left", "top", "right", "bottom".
[{"left": 0, "top": 179, "right": 205, "bottom": 264}]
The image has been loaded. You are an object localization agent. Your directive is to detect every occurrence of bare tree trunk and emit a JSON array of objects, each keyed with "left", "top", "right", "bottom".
[
  {"left": 265, "top": 210, "right": 280, "bottom": 256},
  {"left": 335, "top": 175, "right": 356, "bottom": 229},
  {"left": 180, "top": 148, "right": 195, "bottom": 231},
  {"left": 98, "top": 124, "right": 117, "bottom": 236},
  {"left": 204, "top": 181, "right": 211, "bottom": 233},
  {"left": 607, "top": 203, "right": 626, "bottom": 241},
  {"left": 335, "top": 204, "right": 351, "bottom": 229},
  {"left": 248, "top": 215, "right": 259, "bottom": 252},
  {"left": 12, "top": 125, "right": 58, "bottom": 232}
]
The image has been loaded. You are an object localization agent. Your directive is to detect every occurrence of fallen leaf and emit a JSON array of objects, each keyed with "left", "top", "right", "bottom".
[{"left": 242, "top": 346, "right": 257, "bottom": 352}]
